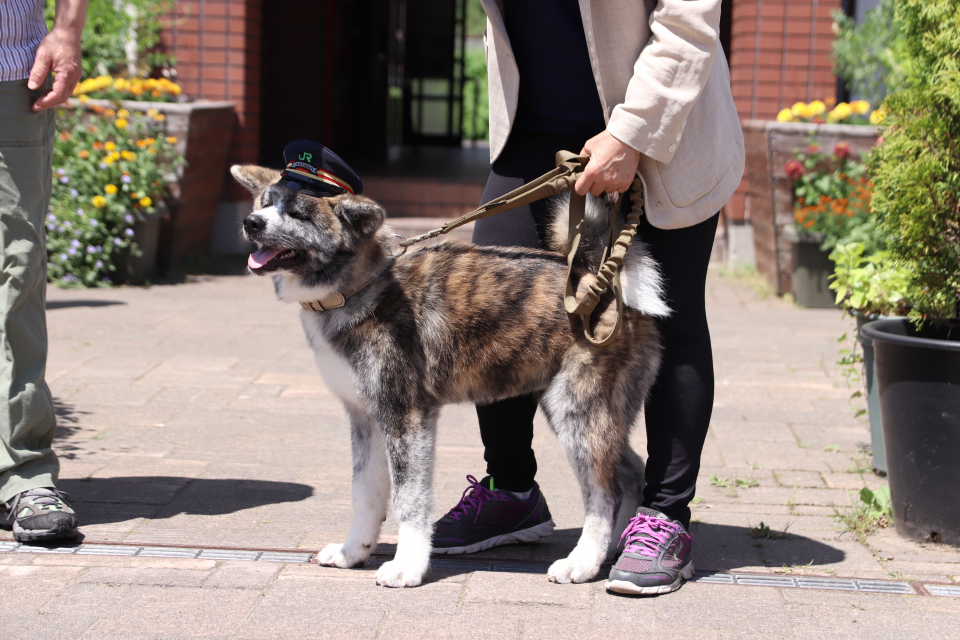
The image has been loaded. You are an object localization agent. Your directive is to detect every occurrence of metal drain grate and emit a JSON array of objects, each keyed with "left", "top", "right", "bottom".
[
  {"left": 1, "top": 541, "right": 314, "bottom": 564},
  {"left": 692, "top": 571, "right": 915, "bottom": 595},
  {"left": 927, "top": 584, "right": 960, "bottom": 598}
]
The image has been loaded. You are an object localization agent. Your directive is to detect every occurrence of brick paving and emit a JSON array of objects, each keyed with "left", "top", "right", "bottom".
[{"left": 1, "top": 267, "right": 958, "bottom": 638}]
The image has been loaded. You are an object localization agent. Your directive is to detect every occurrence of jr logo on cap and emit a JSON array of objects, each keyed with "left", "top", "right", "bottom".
[{"left": 299, "top": 152, "right": 313, "bottom": 163}]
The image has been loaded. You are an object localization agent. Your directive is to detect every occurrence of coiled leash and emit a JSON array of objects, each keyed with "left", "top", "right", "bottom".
[{"left": 400, "top": 150, "right": 647, "bottom": 347}]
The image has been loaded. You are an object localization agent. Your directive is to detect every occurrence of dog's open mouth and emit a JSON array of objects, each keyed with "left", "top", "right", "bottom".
[{"left": 248, "top": 246, "right": 303, "bottom": 272}]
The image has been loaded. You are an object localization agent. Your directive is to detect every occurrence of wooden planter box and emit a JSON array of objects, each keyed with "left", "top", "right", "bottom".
[
  {"left": 742, "top": 121, "right": 879, "bottom": 296},
  {"left": 74, "top": 99, "right": 236, "bottom": 274}
]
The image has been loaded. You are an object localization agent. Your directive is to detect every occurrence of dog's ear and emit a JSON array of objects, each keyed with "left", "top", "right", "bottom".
[
  {"left": 230, "top": 165, "right": 281, "bottom": 195},
  {"left": 334, "top": 195, "right": 386, "bottom": 237}
]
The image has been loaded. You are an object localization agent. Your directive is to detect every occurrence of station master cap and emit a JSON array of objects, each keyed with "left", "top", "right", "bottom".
[{"left": 279, "top": 139, "right": 363, "bottom": 198}]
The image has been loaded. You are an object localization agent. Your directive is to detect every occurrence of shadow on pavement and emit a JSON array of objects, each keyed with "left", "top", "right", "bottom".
[
  {"left": 57, "top": 476, "right": 314, "bottom": 526},
  {"left": 46, "top": 299, "right": 126, "bottom": 310}
]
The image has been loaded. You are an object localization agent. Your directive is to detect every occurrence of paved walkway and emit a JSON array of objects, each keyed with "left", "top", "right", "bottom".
[{"left": 2, "top": 266, "right": 958, "bottom": 638}]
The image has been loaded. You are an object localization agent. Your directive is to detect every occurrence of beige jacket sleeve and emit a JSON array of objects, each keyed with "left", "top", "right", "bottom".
[{"left": 605, "top": 0, "right": 722, "bottom": 165}]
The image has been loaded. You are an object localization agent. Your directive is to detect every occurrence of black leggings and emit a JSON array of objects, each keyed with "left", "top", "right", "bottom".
[{"left": 473, "top": 128, "right": 717, "bottom": 529}]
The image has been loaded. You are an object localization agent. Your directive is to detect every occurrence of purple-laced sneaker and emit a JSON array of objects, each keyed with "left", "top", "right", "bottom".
[
  {"left": 432, "top": 475, "right": 555, "bottom": 555},
  {"left": 606, "top": 507, "right": 695, "bottom": 595}
]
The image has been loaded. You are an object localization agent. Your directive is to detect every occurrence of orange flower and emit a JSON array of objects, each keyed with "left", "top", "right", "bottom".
[
  {"left": 77, "top": 149, "right": 90, "bottom": 159},
  {"left": 93, "top": 141, "right": 104, "bottom": 151},
  {"left": 58, "top": 131, "right": 71, "bottom": 142}
]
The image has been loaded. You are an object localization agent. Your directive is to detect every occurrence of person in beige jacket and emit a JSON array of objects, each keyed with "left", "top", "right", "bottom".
[{"left": 431, "top": 0, "right": 744, "bottom": 595}]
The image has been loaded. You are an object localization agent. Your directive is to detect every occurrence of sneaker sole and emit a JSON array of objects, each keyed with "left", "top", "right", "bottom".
[
  {"left": 432, "top": 519, "right": 555, "bottom": 555},
  {"left": 13, "top": 521, "right": 79, "bottom": 543},
  {"left": 606, "top": 561, "right": 696, "bottom": 596}
]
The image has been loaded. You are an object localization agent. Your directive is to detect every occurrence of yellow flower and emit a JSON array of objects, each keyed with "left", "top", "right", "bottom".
[
  {"left": 78, "top": 95, "right": 89, "bottom": 104},
  {"left": 153, "top": 113, "right": 165, "bottom": 122},
  {"left": 790, "top": 102, "right": 813, "bottom": 120},
  {"left": 166, "top": 136, "right": 177, "bottom": 144},
  {"left": 146, "top": 108, "right": 159, "bottom": 117},
  {"left": 776, "top": 108, "right": 794, "bottom": 123},
  {"left": 808, "top": 100, "right": 826, "bottom": 117},
  {"left": 869, "top": 108, "right": 888, "bottom": 125},
  {"left": 852, "top": 100, "right": 871, "bottom": 115},
  {"left": 139, "top": 196, "right": 152, "bottom": 207},
  {"left": 829, "top": 102, "right": 854, "bottom": 122},
  {"left": 117, "top": 108, "right": 130, "bottom": 118},
  {"left": 104, "top": 156, "right": 116, "bottom": 166},
  {"left": 92, "top": 195, "right": 106, "bottom": 209},
  {"left": 77, "top": 149, "right": 90, "bottom": 159},
  {"left": 109, "top": 151, "right": 121, "bottom": 162},
  {"left": 121, "top": 150, "right": 136, "bottom": 161},
  {"left": 105, "top": 141, "right": 116, "bottom": 151},
  {"left": 105, "top": 184, "right": 118, "bottom": 195},
  {"left": 115, "top": 118, "right": 128, "bottom": 129}
]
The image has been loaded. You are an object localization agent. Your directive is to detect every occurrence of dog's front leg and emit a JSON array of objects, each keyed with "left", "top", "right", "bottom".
[
  {"left": 317, "top": 408, "right": 390, "bottom": 569},
  {"left": 374, "top": 408, "right": 438, "bottom": 588}
]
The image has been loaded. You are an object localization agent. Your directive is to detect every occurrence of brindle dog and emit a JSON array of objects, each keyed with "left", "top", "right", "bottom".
[{"left": 231, "top": 164, "right": 668, "bottom": 588}]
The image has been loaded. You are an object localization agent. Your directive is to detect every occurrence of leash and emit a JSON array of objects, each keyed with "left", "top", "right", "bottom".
[{"left": 305, "top": 150, "right": 646, "bottom": 347}]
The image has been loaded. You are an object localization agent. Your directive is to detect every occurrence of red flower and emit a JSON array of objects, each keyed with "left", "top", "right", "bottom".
[
  {"left": 806, "top": 144, "right": 820, "bottom": 154},
  {"left": 833, "top": 141, "right": 852, "bottom": 159},
  {"left": 784, "top": 159, "right": 805, "bottom": 181}
]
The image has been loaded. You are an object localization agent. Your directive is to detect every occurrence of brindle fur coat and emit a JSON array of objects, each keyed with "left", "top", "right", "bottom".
[{"left": 231, "top": 164, "right": 667, "bottom": 588}]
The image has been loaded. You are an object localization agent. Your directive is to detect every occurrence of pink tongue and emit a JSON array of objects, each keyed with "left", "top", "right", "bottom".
[{"left": 248, "top": 246, "right": 282, "bottom": 269}]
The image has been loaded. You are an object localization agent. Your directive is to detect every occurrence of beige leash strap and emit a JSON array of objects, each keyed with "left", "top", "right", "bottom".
[{"left": 397, "top": 150, "right": 646, "bottom": 346}]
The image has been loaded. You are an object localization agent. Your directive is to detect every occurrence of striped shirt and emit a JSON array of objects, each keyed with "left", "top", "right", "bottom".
[{"left": 0, "top": 0, "right": 48, "bottom": 82}]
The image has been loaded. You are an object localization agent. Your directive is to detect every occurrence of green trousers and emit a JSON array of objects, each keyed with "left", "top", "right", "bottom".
[{"left": 0, "top": 78, "right": 59, "bottom": 504}]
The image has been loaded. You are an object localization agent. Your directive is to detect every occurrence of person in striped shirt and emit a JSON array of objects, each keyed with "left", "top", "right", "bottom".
[{"left": 0, "top": 0, "right": 88, "bottom": 542}]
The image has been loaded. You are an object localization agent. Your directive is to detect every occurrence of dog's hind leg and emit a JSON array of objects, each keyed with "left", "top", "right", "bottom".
[
  {"left": 374, "top": 407, "right": 439, "bottom": 588},
  {"left": 540, "top": 377, "right": 628, "bottom": 584},
  {"left": 317, "top": 408, "right": 390, "bottom": 569}
]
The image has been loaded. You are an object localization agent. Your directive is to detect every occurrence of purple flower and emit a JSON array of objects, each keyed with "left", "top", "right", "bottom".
[
  {"left": 46, "top": 213, "right": 56, "bottom": 222},
  {"left": 70, "top": 188, "right": 79, "bottom": 197},
  {"left": 76, "top": 208, "right": 84, "bottom": 216},
  {"left": 47, "top": 223, "right": 55, "bottom": 231},
  {"left": 95, "top": 245, "right": 102, "bottom": 253},
  {"left": 94, "top": 260, "right": 103, "bottom": 269},
  {"left": 87, "top": 245, "right": 96, "bottom": 253},
  {"left": 67, "top": 247, "right": 76, "bottom": 256},
  {"left": 59, "top": 176, "right": 69, "bottom": 184},
  {"left": 56, "top": 168, "right": 65, "bottom": 176},
  {"left": 124, "top": 214, "right": 134, "bottom": 224},
  {"left": 124, "top": 228, "right": 134, "bottom": 237},
  {"left": 63, "top": 220, "right": 71, "bottom": 228},
  {"left": 122, "top": 175, "right": 132, "bottom": 183},
  {"left": 58, "top": 253, "right": 67, "bottom": 261},
  {"left": 70, "top": 239, "right": 80, "bottom": 248},
  {"left": 90, "top": 219, "right": 98, "bottom": 227},
  {"left": 113, "top": 238, "right": 122, "bottom": 246},
  {"left": 99, "top": 163, "right": 107, "bottom": 170},
  {"left": 102, "top": 276, "right": 111, "bottom": 283}
]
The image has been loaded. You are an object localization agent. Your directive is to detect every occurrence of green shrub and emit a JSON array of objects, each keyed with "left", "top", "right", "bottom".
[
  {"left": 47, "top": 106, "right": 183, "bottom": 287},
  {"left": 46, "top": 0, "right": 173, "bottom": 79},
  {"left": 867, "top": 0, "right": 960, "bottom": 325},
  {"left": 832, "top": 0, "right": 912, "bottom": 107}
]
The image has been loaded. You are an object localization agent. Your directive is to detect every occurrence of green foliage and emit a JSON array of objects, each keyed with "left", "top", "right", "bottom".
[
  {"left": 46, "top": 0, "right": 173, "bottom": 79},
  {"left": 829, "top": 242, "right": 912, "bottom": 315},
  {"left": 832, "top": 0, "right": 912, "bottom": 107},
  {"left": 465, "top": 0, "right": 486, "bottom": 37},
  {"left": 833, "top": 485, "right": 892, "bottom": 541},
  {"left": 462, "top": 45, "right": 489, "bottom": 142},
  {"left": 47, "top": 107, "right": 183, "bottom": 287},
  {"left": 867, "top": 0, "right": 960, "bottom": 325}
]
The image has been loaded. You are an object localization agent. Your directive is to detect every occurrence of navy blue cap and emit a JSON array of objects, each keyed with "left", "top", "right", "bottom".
[{"left": 279, "top": 139, "right": 363, "bottom": 197}]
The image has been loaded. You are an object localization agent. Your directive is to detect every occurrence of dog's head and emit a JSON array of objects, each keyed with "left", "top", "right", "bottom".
[{"left": 230, "top": 164, "right": 386, "bottom": 288}]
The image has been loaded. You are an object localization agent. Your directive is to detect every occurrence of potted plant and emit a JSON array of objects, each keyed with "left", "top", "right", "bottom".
[
  {"left": 859, "top": 0, "right": 960, "bottom": 546},
  {"left": 782, "top": 140, "right": 875, "bottom": 307},
  {"left": 829, "top": 242, "right": 911, "bottom": 474},
  {"left": 49, "top": 0, "right": 236, "bottom": 274},
  {"left": 48, "top": 106, "right": 183, "bottom": 286}
]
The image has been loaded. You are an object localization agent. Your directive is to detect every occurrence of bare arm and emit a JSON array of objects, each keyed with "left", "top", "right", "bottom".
[{"left": 28, "top": 0, "right": 89, "bottom": 111}]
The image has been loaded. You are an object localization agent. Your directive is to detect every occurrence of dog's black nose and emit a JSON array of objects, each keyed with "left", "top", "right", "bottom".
[{"left": 243, "top": 214, "right": 265, "bottom": 235}]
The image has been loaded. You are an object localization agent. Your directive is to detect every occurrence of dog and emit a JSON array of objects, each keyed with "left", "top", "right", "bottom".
[{"left": 231, "top": 163, "right": 668, "bottom": 587}]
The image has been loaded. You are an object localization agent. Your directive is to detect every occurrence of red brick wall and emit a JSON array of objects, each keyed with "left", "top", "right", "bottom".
[
  {"left": 160, "top": 1, "right": 262, "bottom": 201},
  {"left": 726, "top": 0, "right": 841, "bottom": 222}
]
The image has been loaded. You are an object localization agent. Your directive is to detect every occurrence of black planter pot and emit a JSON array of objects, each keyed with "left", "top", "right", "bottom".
[
  {"left": 854, "top": 312, "right": 889, "bottom": 475},
  {"left": 860, "top": 319, "right": 960, "bottom": 546}
]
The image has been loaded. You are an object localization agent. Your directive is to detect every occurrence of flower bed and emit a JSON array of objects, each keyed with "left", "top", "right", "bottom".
[{"left": 48, "top": 106, "right": 182, "bottom": 287}]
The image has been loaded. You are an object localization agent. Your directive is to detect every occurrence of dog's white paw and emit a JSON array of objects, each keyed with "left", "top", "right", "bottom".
[
  {"left": 375, "top": 559, "right": 425, "bottom": 588},
  {"left": 317, "top": 543, "right": 367, "bottom": 569},
  {"left": 547, "top": 556, "right": 599, "bottom": 584}
]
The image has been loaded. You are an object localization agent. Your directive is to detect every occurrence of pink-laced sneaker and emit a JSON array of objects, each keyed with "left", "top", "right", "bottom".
[{"left": 606, "top": 507, "right": 695, "bottom": 595}]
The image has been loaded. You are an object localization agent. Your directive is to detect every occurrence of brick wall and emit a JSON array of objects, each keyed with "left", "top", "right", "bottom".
[
  {"left": 726, "top": 0, "right": 841, "bottom": 222},
  {"left": 160, "top": 0, "right": 262, "bottom": 201}
]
